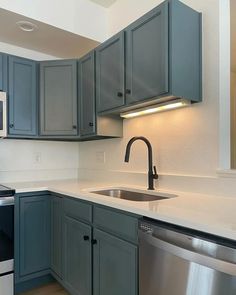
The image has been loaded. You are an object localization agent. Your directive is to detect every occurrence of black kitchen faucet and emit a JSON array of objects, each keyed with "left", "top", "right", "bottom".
[{"left": 124, "top": 136, "right": 158, "bottom": 190}]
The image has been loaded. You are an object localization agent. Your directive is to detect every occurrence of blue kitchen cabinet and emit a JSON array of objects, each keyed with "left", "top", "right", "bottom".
[
  {"left": 78, "top": 51, "right": 96, "bottom": 137},
  {"left": 39, "top": 60, "right": 78, "bottom": 136},
  {"left": 96, "top": 32, "right": 125, "bottom": 113},
  {"left": 63, "top": 214, "right": 92, "bottom": 295},
  {"left": 97, "top": 0, "right": 201, "bottom": 114},
  {"left": 125, "top": 0, "right": 201, "bottom": 107},
  {"left": 15, "top": 193, "right": 51, "bottom": 284},
  {"left": 8, "top": 55, "right": 38, "bottom": 136},
  {"left": 93, "top": 229, "right": 138, "bottom": 295},
  {"left": 125, "top": 1, "right": 169, "bottom": 104},
  {"left": 0, "top": 53, "right": 7, "bottom": 91},
  {"left": 51, "top": 195, "right": 63, "bottom": 279}
]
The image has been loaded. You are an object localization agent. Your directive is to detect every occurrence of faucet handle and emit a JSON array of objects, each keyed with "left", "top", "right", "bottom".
[{"left": 153, "top": 166, "right": 159, "bottom": 179}]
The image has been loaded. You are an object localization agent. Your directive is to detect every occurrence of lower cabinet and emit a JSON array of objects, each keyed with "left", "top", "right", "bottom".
[
  {"left": 15, "top": 193, "right": 138, "bottom": 295},
  {"left": 51, "top": 196, "right": 63, "bottom": 278},
  {"left": 93, "top": 229, "right": 138, "bottom": 295},
  {"left": 63, "top": 215, "right": 92, "bottom": 295},
  {"left": 15, "top": 194, "right": 50, "bottom": 283}
]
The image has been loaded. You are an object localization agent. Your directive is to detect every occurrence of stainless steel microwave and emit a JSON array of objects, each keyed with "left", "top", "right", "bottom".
[{"left": 0, "top": 92, "right": 7, "bottom": 138}]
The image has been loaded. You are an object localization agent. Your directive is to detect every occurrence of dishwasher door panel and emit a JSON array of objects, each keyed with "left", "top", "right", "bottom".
[{"left": 139, "top": 236, "right": 236, "bottom": 295}]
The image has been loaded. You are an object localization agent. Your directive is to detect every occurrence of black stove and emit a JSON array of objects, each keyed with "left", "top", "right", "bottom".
[{"left": 0, "top": 185, "right": 15, "bottom": 197}]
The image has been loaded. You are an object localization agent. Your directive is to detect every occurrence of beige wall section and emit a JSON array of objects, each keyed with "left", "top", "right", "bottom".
[{"left": 231, "top": 71, "right": 236, "bottom": 168}]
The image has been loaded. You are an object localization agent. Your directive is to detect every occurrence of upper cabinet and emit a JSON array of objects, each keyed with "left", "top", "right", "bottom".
[
  {"left": 39, "top": 60, "right": 78, "bottom": 136},
  {"left": 96, "top": 32, "right": 125, "bottom": 113},
  {"left": 96, "top": 0, "right": 202, "bottom": 114},
  {"left": 8, "top": 56, "right": 37, "bottom": 136},
  {"left": 125, "top": 2, "right": 169, "bottom": 104},
  {"left": 0, "top": 0, "right": 201, "bottom": 142},
  {"left": 79, "top": 51, "right": 123, "bottom": 140},
  {"left": 78, "top": 52, "right": 96, "bottom": 137}
]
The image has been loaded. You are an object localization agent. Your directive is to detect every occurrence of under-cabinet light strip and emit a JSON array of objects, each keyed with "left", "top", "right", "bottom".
[{"left": 120, "top": 99, "right": 191, "bottom": 119}]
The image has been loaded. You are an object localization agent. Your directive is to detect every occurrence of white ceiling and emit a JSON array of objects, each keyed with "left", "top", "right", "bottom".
[
  {"left": 0, "top": 8, "right": 100, "bottom": 59},
  {"left": 89, "top": 0, "right": 117, "bottom": 8},
  {"left": 231, "top": 0, "right": 236, "bottom": 71}
]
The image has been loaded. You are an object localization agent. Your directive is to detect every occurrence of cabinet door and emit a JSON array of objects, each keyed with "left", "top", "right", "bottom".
[
  {"left": 78, "top": 52, "right": 96, "bottom": 136},
  {"left": 40, "top": 60, "right": 77, "bottom": 136},
  {"left": 51, "top": 196, "right": 63, "bottom": 278},
  {"left": 63, "top": 216, "right": 92, "bottom": 295},
  {"left": 18, "top": 195, "right": 50, "bottom": 278},
  {"left": 93, "top": 229, "right": 138, "bottom": 295},
  {"left": 96, "top": 32, "right": 125, "bottom": 113},
  {"left": 0, "top": 53, "right": 7, "bottom": 91},
  {"left": 126, "top": 2, "right": 169, "bottom": 104},
  {"left": 8, "top": 56, "right": 37, "bottom": 136}
]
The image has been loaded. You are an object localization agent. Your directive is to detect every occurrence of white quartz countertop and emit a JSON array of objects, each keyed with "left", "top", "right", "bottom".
[{"left": 5, "top": 179, "right": 236, "bottom": 241}]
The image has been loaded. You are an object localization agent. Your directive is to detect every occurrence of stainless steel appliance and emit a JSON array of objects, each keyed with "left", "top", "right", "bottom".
[
  {"left": 0, "top": 92, "right": 7, "bottom": 138},
  {"left": 0, "top": 185, "right": 15, "bottom": 295},
  {"left": 139, "top": 219, "right": 236, "bottom": 295}
]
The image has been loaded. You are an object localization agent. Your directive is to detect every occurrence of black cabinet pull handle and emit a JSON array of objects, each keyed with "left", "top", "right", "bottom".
[
  {"left": 83, "top": 235, "right": 89, "bottom": 241},
  {"left": 9, "top": 124, "right": 14, "bottom": 128},
  {"left": 117, "top": 92, "right": 123, "bottom": 97},
  {"left": 126, "top": 89, "right": 131, "bottom": 95},
  {"left": 91, "top": 239, "right": 97, "bottom": 245},
  {"left": 89, "top": 122, "right": 94, "bottom": 127},
  {"left": 72, "top": 125, "right": 77, "bottom": 130}
]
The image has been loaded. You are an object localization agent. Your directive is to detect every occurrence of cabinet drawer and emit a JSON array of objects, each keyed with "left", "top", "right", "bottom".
[
  {"left": 64, "top": 198, "right": 92, "bottom": 223},
  {"left": 93, "top": 206, "right": 138, "bottom": 243}
]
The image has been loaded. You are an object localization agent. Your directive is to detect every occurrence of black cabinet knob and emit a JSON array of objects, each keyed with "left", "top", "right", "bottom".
[
  {"left": 89, "top": 122, "right": 94, "bottom": 127},
  {"left": 126, "top": 89, "right": 131, "bottom": 95},
  {"left": 117, "top": 92, "right": 123, "bottom": 97},
  {"left": 83, "top": 235, "right": 89, "bottom": 241},
  {"left": 9, "top": 124, "right": 14, "bottom": 128},
  {"left": 91, "top": 239, "right": 97, "bottom": 245},
  {"left": 72, "top": 125, "right": 77, "bottom": 130}
]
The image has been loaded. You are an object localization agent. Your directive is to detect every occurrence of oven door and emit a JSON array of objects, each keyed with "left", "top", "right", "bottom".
[
  {"left": 0, "top": 273, "right": 14, "bottom": 295},
  {"left": 0, "top": 198, "right": 14, "bottom": 295},
  {"left": 0, "top": 92, "right": 7, "bottom": 138}
]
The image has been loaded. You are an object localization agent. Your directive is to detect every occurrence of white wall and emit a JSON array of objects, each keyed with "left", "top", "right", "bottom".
[
  {"left": 0, "top": 0, "right": 108, "bottom": 42},
  {"left": 0, "top": 42, "right": 79, "bottom": 183},
  {"left": 78, "top": 0, "right": 236, "bottom": 197}
]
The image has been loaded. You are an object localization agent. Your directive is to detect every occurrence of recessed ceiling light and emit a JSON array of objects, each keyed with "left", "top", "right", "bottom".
[{"left": 16, "top": 21, "right": 38, "bottom": 32}]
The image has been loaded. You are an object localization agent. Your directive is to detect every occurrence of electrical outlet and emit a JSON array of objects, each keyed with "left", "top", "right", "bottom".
[
  {"left": 96, "top": 151, "right": 105, "bottom": 164},
  {"left": 34, "top": 152, "right": 42, "bottom": 164}
]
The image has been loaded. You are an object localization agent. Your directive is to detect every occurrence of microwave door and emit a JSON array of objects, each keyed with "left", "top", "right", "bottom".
[{"left": 0, "top": 93, "right": 7, "bottom": 138}]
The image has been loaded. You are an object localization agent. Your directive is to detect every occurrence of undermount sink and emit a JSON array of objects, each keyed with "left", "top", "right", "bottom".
[{"left": 92, "top": 189, "right": 175, "bottom": 202}]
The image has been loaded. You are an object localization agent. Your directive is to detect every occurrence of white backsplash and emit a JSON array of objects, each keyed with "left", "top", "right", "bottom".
[{"left": 0, "top": 139, "right": 79, "bottom": 183}]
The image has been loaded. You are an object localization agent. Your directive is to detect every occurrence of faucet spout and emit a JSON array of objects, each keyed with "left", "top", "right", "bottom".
[{"left": 124, "top": 136, "right": 158, "bottom": 190}]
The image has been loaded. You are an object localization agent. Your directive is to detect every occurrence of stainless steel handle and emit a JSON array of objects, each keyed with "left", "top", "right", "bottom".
[
  {"left": 0, "top": 197, "right": 14, "bottom": 206},
  {"left": 139, "top": 231, "right": 236, "bottom": 276}
]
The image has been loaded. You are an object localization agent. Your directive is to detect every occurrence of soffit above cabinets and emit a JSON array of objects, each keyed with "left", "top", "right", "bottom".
[
  {"left": 0, "top": 8, "right": 100, "bottom": 59},
  {"left": 89, "top": 0, "right": 117, "bottom": 8}
]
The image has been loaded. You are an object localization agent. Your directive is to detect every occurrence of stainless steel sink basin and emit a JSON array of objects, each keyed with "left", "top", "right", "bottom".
[{"left": 92, "top": 189, "right": 173, "bottom": 202}]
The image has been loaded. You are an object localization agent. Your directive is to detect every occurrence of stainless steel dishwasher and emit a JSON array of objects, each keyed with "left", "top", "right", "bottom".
[{"left": 139, "top": 219, "right": 236, "bottom": 295}]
